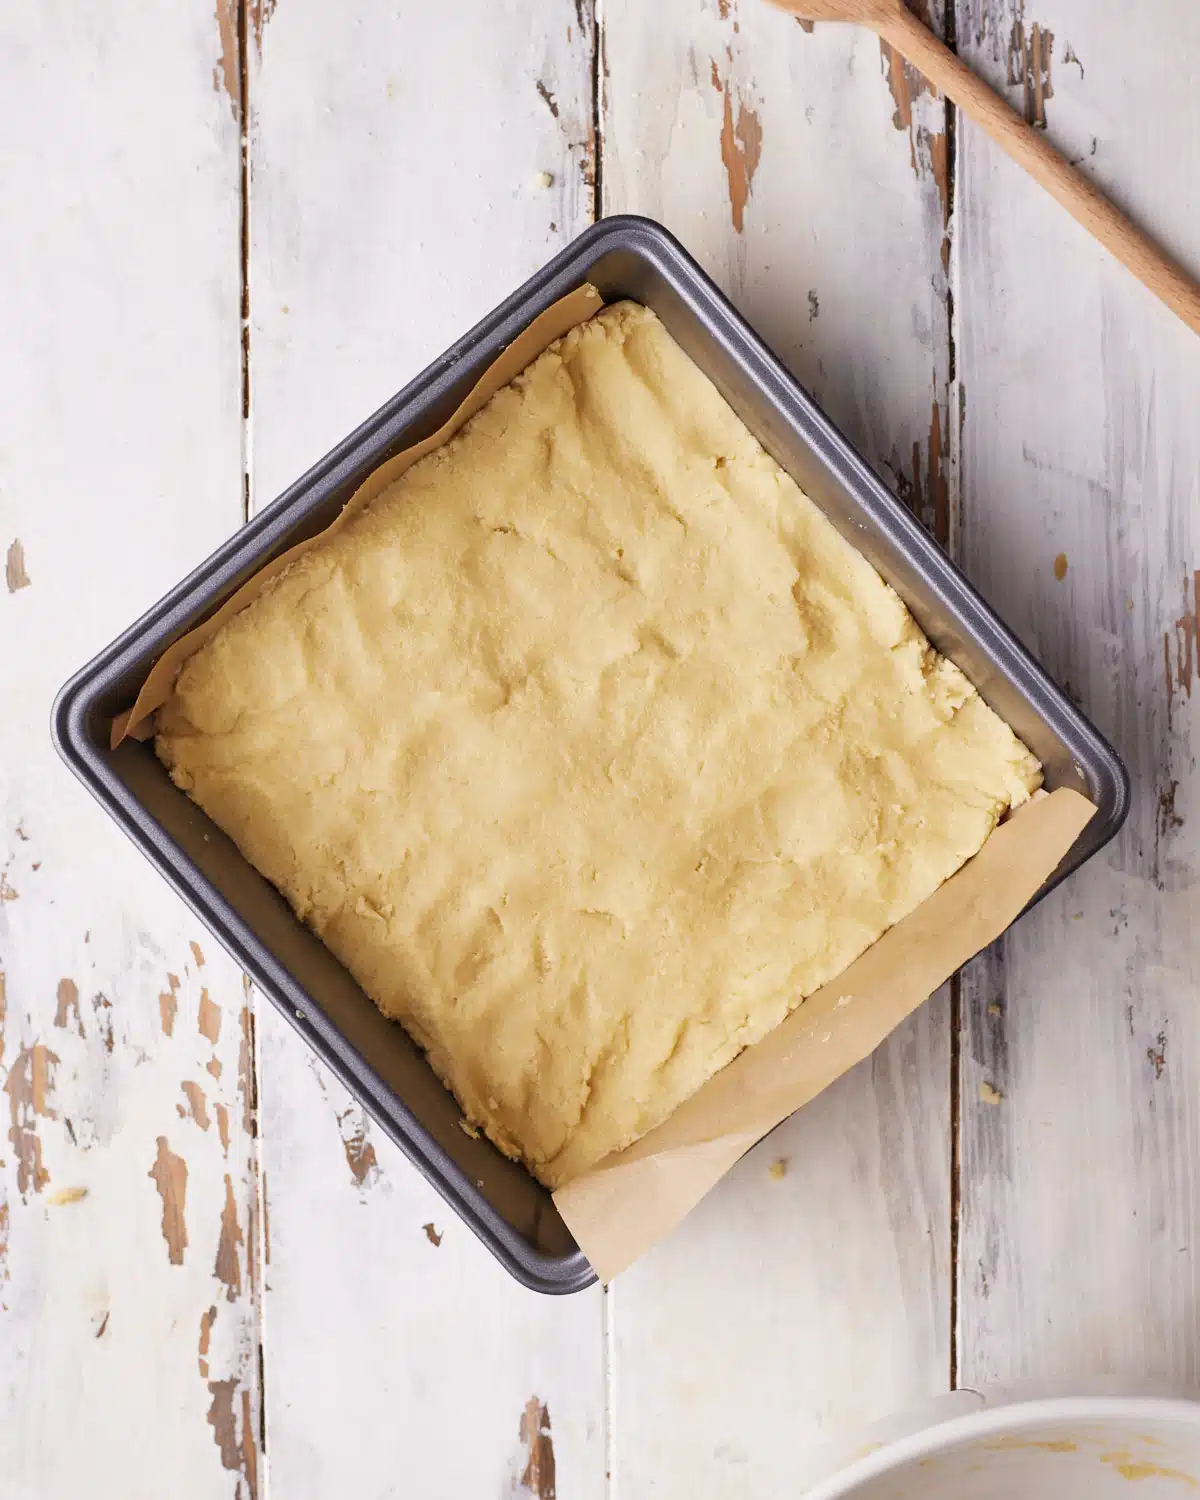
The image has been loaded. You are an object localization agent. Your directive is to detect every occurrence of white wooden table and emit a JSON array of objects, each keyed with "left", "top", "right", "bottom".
[{"left": 2, "top": 2, "right": 1197, "bottom": 1495}]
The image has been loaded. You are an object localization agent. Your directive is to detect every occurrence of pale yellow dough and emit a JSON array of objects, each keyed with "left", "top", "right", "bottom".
[{"left": 156, "top": 302, "right": 1041, "bottom": 1188}]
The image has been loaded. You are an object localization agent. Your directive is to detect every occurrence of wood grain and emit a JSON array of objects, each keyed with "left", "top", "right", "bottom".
[
  {"left": 600, "top": 0, "right": 956, "bottom": 1486},
  {"left": 0, "top": 4, "right": 261, "bottom": 1496},
  {"left": 604, "top": 0, "right": 957, "bottom": 539},
  {"left": 774, "top": 0, "right": 1200, "bottom": 336},
  {"left": 883, "top": 2, "right": 1200, "bottom": 337},
  {"left": 954, "top": 0, "right": 1200, "bottom": 1388},
  {"left": 246, "top": 4, "right": 606, "bottom": 1495}
]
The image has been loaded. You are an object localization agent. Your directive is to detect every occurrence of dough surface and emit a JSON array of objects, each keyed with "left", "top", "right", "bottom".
[{"left": 156, "top": 302, "right": 1041, "bottom": 1188}]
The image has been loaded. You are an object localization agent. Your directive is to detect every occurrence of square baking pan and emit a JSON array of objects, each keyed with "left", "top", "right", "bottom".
[{"left": 53, "top": 216, "right": 1129, "bottom": 1294}]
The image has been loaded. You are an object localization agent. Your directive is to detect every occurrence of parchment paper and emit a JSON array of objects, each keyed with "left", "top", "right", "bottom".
[
  {"left": 108, "top": 282, "right": 1097, "bottom": 1283},
  {"left": 554, "top": 786, "right": 1096, "bottom": 1282}
]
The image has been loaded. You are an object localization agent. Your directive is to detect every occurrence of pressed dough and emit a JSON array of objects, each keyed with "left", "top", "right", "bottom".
[{"left": 156, "top": 302, "right": 1041, "bottom": 1189}]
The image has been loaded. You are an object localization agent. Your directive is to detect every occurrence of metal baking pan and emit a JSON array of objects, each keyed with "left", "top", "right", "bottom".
[{"left": 52, "top": 215, "right": 1129, "bottom": 1294}]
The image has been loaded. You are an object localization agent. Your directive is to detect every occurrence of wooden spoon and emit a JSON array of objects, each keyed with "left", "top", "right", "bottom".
[{"left": 768, "top": 0, "right": 1200, "bottom": 337}]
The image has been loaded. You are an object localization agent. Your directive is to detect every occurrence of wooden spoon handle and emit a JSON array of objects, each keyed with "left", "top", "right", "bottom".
[{"left": 880, "top": 3, "right": 1200, "bottom": 337}]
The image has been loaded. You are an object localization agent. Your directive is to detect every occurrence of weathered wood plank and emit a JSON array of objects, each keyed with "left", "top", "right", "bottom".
[
  {"left": 246, "top": 4, "right": 606, "bottom": 1494},
  {"left": 600, "top": 0, "right": 956, "bottom": 1487},
  {"left": 954, "top": 0, "right": 1200, "bottom": 1387},
  {"left": 609, "top": 1003, "right": 951, "bottom": 1490},
  {"left": 0, "top": 4, "right": 260, "bottom": 1496},
  {"left": 603, "top": 0, "right": 956, "bottom": 534},
  {"left": 248, "top": 0, "right": 598, "bottom": 496}
]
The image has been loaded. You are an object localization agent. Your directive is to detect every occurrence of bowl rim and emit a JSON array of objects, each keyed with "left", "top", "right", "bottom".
[{"left": 803, "top": 1396, "right": 1200, "bottom": 1498}]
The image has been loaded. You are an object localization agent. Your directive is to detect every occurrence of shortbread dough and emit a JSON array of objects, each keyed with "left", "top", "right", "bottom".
[{"left": 156, "top": 302, "right": 1041, "bottom": 1188}]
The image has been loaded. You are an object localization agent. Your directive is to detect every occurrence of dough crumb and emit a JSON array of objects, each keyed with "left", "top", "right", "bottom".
[
  {"left": 532, "top": 170, "right": 553, "bottom": 190},
  {"left": 46, "top": 1185, "right": 88, "bottom": 1206},
  {"left": 768, "top": 1157, "right": 788, "bottom": 1180},
  {"left": 987, "top": 1002, "right": 1002, "bottom": 1017},
  {"left": 978, "top": 1080, "right": 1004, "bottom": 1105},
  {"left": 458, "top": 1119, "right": 480, "bottom": 1140}
]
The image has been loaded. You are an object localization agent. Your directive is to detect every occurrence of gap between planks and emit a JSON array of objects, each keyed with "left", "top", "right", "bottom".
[
  {"left": 591, "top": 0, "right": 606, "bottom": 223},
  {"left": 238, "top": 0, "right": 253, "bottom": 528},
  {"left": 939, "top": 0, "right": 962, "bottom": 1397},
  {"left": 235, "top": 0, "right": 268, "bottom": 1474}
]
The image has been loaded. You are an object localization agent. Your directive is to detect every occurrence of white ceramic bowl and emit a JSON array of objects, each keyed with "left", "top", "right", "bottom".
[{"left": 804, "top": 1393, "right": 1200, "bottom": 1499}]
